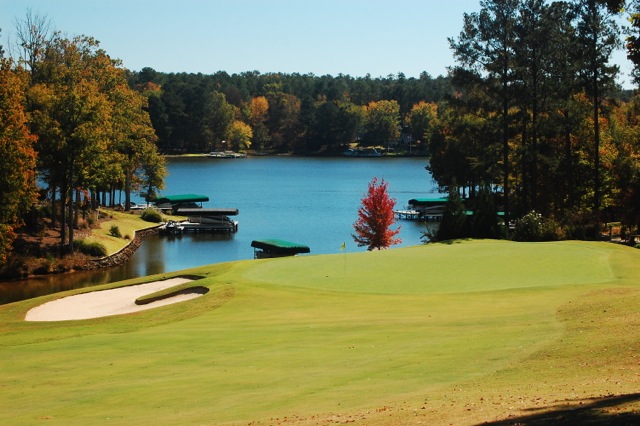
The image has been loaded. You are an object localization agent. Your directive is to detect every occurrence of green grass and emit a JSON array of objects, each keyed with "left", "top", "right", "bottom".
[
  {"left": 134, "top": 275, "right": 208, "bottom": 305},
  {"left": 91, "top": 209, "right": 183, "bottom": 256},
  {"left": 0, "top": 240, "right": 639, "bottom": 425}
]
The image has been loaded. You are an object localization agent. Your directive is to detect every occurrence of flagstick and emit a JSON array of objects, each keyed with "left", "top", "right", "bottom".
[
  {"left": 340, "top": 242, "right": 347, "bottom": 274},
  {"left": 343, "top": 245, "right": 347, "bottom": 273}
]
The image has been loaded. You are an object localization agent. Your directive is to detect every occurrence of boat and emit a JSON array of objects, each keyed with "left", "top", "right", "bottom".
[
  {"left": 159, "top": 220, "right": 184, "bottom": 235},
  {"left": 393, "top": 197, "right": 449, "bottom": 221},
  {"left": 181, "top": 215, "right": 238, "bottom": 232},
  {"left": 208, "top": 151, "right": 246, "bottom": 158},
  {"left": 172, "top": 207, "right": 240, "bottom": 233},
  {"left": 343, "top": 147, "right": 382, "bottom": 157}
]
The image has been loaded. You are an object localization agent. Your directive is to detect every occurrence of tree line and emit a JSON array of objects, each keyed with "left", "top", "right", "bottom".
[
  {"left": 127, "top": 68, "right": 452, "bottom": 154},
  {"left": 428, "top": 0, "right": 640, "bottom": 240},
  {"left": 0, "top": 12, "right": 165, "bottom": 264}
]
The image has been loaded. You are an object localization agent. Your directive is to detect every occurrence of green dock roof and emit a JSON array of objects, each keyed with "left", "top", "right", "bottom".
[
  {"left": 251, "top": 239, "right": 311, "bottom": 254},
  {"left": 153, "top": 194, "right": 210, "bottom": 204},
  {"left": 408, "top": 197, "right": 448, "bottom": 206}
]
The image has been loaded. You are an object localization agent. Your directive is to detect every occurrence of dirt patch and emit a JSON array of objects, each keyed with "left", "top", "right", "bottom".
[{"left": 2, "top": 218, "right": 95, "bottom": 279}]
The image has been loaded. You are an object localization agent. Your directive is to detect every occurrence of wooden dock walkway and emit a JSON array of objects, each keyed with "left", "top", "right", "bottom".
[
  {"left": 394, "top": 208, "right": 444, "bottom": 221},
  {"left": 394, "top": 209, "right": 422, "bottom": 220}
]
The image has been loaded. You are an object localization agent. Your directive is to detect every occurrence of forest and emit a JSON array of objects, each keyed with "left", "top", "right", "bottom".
[
  {"left": 127, "top": 68, "right": 451, "bottom": 155},
  {"left": 4, "top": 0, "right": 640, "bottom": 268}
]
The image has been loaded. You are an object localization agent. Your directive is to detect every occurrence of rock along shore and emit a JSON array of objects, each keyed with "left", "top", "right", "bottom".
[{"left": 85, "top": 225, "right": 161, "bottom": 271}]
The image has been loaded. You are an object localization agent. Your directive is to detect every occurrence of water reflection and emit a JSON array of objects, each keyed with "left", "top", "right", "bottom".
[{"left": 0, "top": 268, "right": 129, "bottom": 305}]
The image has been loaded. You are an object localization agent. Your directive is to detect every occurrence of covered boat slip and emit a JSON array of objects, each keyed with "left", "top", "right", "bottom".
[
  {"left": 395, "top": 196, "right": 505, "bottom": 222},
  {"left": 175, "top": 208, "right": 239, "bottom": 216},
  {"left": 179, "top": 207, "right": 239, "bottom": 233},
  {"left": 153, "top": 194, "right": 210, "bottom": 213},
  {"left": 408, "top": 197, "right": 448, "bottom": 208},
  {"left": 251, "top": 239, "right": 311, "bottom": 259},
  {"left": 155, "top": 194, "right": 240, "bottom": 234},
  {"left": 154, "top": 194, "right": 210, "bottom": 204},
  {"left": 395, "top": 197, "right": 448, "bottom": 221}
]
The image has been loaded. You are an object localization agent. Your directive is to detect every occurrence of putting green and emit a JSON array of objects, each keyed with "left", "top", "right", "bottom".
[
  {"left": 0, "top": 240, "right": 637, "bottom": 425},
  {"left": 244, "top": 240, "right": 615, "bottom": 294}
]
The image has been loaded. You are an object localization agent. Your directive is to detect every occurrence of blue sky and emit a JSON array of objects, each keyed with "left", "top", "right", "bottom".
[{"left": 1, "top": 0, "right": 634, "bottom": 85}]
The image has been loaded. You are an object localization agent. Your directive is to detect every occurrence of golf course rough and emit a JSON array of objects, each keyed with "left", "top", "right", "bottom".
[{"left": 0, "top": 240, "right": 638, "bottom": 425}]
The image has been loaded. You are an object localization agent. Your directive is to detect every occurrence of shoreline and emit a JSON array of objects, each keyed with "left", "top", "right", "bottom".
[
  {"left": 85, "top": 225, "right": 160, "bottom": 271},
  {"left": 0, "top": 214, "right": 163, "bottom": 283}
]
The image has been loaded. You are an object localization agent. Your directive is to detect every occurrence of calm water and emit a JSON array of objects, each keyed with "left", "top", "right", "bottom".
[{"left": 1, "top": 156, "right": 441, "bottom": 304}]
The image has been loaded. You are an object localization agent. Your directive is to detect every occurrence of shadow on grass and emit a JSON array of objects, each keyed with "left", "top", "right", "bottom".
[
  {"left": 435, "top": 238, "right": 473, "bottom": 245},
  {"left": 479, "top": 393, "right": 640, "bottom": 425}
]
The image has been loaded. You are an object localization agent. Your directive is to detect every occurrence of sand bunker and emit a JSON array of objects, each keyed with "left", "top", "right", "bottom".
[{"left": 25, "top": 277, "right": 202, "bottom": 322}]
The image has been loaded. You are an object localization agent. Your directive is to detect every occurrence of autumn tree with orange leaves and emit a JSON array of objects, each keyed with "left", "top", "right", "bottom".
[
  {"left": 352, "top": 177, "right": 401, "bottom": 251},
  {"left": 0, "top": 58, "right": 38, "bottom": 264}
]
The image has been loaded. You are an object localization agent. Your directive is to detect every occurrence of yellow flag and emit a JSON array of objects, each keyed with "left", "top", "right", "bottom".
[{"left": 340, "top": 242, "right": 346, "bottom": 251}]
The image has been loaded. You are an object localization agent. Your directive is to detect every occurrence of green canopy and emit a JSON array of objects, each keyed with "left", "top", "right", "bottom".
[
  {"left": 153, "top": 194, "right": 209, "bottom": 205},
  {"left": 176, "top": 208, "right": 238, "bottom": 216},
  {"left": 408, "top": 197, "right": 448, "bottom": 206},
  {"left": 251, "top": 239, "right": 310, "bottom": 255}
]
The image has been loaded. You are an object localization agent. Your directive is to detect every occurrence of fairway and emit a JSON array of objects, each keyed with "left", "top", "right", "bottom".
[{"left": 1, "top": 240, "right": 639, "bottom": 425}]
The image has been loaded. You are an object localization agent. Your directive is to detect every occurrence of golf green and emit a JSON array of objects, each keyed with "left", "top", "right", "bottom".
[{"left": 0, "top": 240, "right": 638, "bottom": 425}]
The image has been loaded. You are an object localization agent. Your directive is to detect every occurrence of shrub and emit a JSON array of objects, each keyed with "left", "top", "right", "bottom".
[
  {"left": 109, "top": 225, "right": 122, "bottom": 238},
  {"left": 141, "top": 208, "right": 163, "bottom": 223},
  {"left": 75, "top": 239, "right": 107, "bottom": 257},
  {"left": 512, "top": 211, "right": 561, "bottom": 242}
]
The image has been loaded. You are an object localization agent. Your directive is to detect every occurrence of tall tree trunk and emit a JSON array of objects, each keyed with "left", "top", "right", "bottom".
[
  {"left": 563, "top": 110, "right": 575, "bottom": 209},
  {"left": 49, "top": 182, "right": 57, "bottom": 229},
  {"left": 531, "top": 93, "right": 538, "bottom": 212},
  {"left": 593, "top": 70, "right": 601, "bottom": 234},
  {"left": 125, "top": 162, "right": 132, "bottom": 212},
  {"left": 59, "top": 178, "right": 67, "bottom": 254},
  {"left": 67, "top": 168, "right": 74, "bottom": 254},
  {"left": 503, "top": 95, "right": 510, "bottom": 229}
]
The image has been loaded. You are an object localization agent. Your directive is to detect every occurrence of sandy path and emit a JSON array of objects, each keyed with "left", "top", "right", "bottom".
[{"left": 25, "top": 277, "right": 200, "bottom": 322}]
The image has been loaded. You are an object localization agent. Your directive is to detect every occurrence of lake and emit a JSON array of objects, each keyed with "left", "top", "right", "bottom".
[{"left": 0, "top": 156, "right": 441, "bottom": 304}]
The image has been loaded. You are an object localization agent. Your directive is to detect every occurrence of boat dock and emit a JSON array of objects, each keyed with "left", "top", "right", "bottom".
[
  {"left": 251, "top": 239, "right": 310, "bottom": 258},
  {"left": 153, "top": 194, "right": 210, "bottom": 213},
  {"left": 394, "top": 209, "right": 423, "bottom": 220},
  {"left": 395, "top": 197, "right": 448, "bottom": 221},
  {"left": 159, "top": 207, "right": 239, "bottom": 235}
]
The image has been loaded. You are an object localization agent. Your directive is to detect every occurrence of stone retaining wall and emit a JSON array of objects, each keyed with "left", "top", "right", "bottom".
[{"left": 86, "top": 226, "right": 160, "bottom": 270}]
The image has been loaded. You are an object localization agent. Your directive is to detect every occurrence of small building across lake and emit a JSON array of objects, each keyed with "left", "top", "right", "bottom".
[{"left": 251, "top": 239, "right": 311, "bottom": 259}]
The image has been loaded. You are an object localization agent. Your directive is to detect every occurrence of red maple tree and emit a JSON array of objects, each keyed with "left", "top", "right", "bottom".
[{"left": 352, "top": 177, "right": 401, "bottom": 251}]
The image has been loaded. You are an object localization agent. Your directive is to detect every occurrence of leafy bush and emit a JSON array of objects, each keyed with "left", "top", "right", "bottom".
[
  {"left": 109, "top": 225, "right": 122, "bottom": 238},
  {"left": 141, "top": 208, "right": 163, "bottom": 223},
  {"left": 512, "top": 211, "right": 562, "bottom": 242},
  {"left": 74, "top": 239, "right": 107, "bottom": 257}
]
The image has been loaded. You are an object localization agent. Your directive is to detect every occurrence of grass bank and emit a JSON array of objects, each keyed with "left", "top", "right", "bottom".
[
  {"left": 87, "top": 209, "right": 181, "bottom": 256},
  {"left": 0, "top": 240, "right": 638, "bottom": 425}
]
